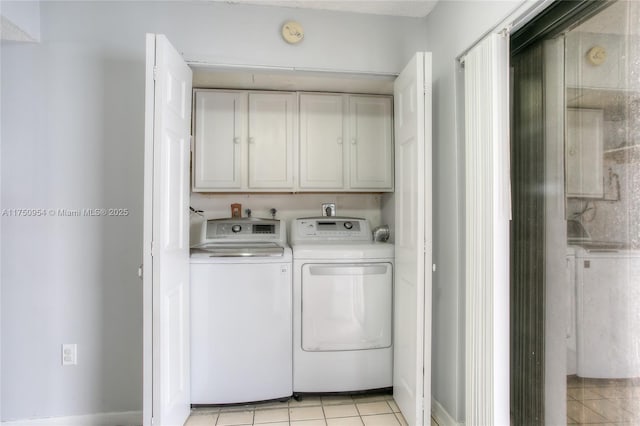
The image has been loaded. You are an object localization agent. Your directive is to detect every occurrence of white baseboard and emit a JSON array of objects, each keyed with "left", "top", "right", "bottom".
[
  {"left": 2, "top": 411, "right": 142, "bottom": 426},
  {"left": 432, "top": 398, "right": 461, "bottom": 426}
]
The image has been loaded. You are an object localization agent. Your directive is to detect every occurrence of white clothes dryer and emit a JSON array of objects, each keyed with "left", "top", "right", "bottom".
[{"left": 290, "top": 217, "right": 394, "bottom": 393}]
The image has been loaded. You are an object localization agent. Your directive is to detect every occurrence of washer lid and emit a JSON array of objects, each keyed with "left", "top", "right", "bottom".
[
  {"left": 191, "top": 242, "right": 285, "bottom": 257},
  {"left": 292, "top": 242, "right": 394, "bottom": 260}
]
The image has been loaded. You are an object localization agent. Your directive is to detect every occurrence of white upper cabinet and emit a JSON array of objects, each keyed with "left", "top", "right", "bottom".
[
  {"left": 192, "top": 90, "right": 245, "bottom": 190},
  {"left": 566, "top": 108, "right": 604, "bottom": 198},
  {"left": 193, "top": 90, "right": 393, "bottom": 192},
  {"left": 299, "top": 93, "right": 393, "bottom": 192},
  {"left": 349, "top": 96, "right": 393, "bottom": 190},
  {"left": 192, "top": 90, "right": 295, "bottom": 192},
  {"left": 299, "top": 93, "right": 345, "bottom": 189},
  {"left": 248, "top": 92, "right": 296, "bottom": 189}
]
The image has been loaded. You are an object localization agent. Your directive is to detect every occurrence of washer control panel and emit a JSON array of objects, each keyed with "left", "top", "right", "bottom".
[
  {"left": 194, "top": 218, "right": 285, "bottom": 246},
  {"left": 209, "top": 221, "right": 277, "bottom": 237},
  {"left": 292, "top": 217, "right": 372, "bottom": 242}
]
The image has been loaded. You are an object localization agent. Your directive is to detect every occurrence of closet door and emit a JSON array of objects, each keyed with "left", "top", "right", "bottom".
[
  {"left": 248, "top": 92, "right": 296, "bottom": 189},
  {"left": 349, "top": 95, "right": 393, "bottom": 190},
  {"left": 393, "top": 52, "right": 431, "bottom": 426},
  {"left": 299, "top": 93, "right": 345, "bottom": 189},
  {"left": 143, "top": 33, "right": 192, "bottom": 426},
  {"left": 192, "top": 91, "right": 246, "bottom": 191}
]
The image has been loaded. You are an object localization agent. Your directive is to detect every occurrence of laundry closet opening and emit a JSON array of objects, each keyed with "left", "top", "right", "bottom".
[
  {"left": 187, "top": 63, "right": 400, "bottom": 408},
  {"left": 143, "top": 40, "right": 432, "bottom": 426}
]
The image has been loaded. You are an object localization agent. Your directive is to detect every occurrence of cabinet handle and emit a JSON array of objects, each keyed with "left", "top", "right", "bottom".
[
  {"left": 249, "top": 137, "right": 255, "bottom": 144},
  {"left": 337, "top": 137, "right": 343, "bottom": 145},
  {"left": 233, "top": 137, "right": 240, "bottom": 144},
  {"left": 351, "top": 138, "right": 357, "bottom": 145}
]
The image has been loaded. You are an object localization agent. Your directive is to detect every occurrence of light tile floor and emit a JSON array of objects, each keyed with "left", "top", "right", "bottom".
[
  {"left": 186, "top": 393, "right": 411, "bottom": 426},
  {"left": 567, "top": 375, "right": 640, "bottom": 425}
]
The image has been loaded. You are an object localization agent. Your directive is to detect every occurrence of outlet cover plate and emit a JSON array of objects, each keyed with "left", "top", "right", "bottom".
[{"left": 62, "top": 343, "right": 77, "bottom": 366}]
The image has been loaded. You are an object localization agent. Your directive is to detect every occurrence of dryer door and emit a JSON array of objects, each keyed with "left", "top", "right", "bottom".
[{"left": 301, "top": 262, "right": 393, "bottom": 351}]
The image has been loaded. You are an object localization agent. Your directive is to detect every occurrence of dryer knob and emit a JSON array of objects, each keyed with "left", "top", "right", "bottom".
[
  {"left": 231, "top": 224, "right": 242, "bottom": 233},
  {"left": 344, "top": 222, "right": 353, "bottom": 230}
]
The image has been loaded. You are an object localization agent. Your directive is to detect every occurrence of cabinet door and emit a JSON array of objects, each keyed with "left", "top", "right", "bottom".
[
  {"left": 248, "top": 92, "right": 296, "bottom": 189},
  {"left": 193, "top": 91, "right": 246, "bottom": 190},
  {"left": 349, "top": 96, "right": 394, "bottom": 190},
  {"left": 299, "top": 93, "right": 344, "bottom": 189},
  {"left": 566, "top": 108, "right": 604, "bottom": 198}
]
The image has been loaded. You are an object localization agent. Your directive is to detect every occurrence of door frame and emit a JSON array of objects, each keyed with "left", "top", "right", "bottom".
[{"left": 143, "top": 38, "right": 433, "bottom": 425}]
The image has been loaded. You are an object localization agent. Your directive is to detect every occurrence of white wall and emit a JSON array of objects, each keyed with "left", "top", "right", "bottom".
[
  {"left": 0, "top": 1, "right": 41, "bottom": 42},
  {"left": 0, "top": 1, "right": 426, "bottom": 421},
  {"left": 424, "top": 1, "right": 525, "bottom": 423},
  {"left": 190, "top": 193, "right": 388, "bottom": 246}
]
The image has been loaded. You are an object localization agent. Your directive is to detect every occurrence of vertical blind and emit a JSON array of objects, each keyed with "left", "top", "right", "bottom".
[{"left": 463, "top": 32, "right": 511, "bottom": 426}]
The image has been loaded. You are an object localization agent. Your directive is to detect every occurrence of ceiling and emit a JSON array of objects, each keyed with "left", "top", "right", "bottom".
[{"left": 216, "top": 0, "right": 440, "bottom": 18}]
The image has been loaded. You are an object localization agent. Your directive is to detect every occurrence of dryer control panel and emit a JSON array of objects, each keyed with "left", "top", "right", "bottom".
[{"left": 291, "top": 217, "right": 372, "bottom": 242}]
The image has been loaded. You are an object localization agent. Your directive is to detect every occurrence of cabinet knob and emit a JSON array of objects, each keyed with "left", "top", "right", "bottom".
[
  {"left": 337, "top": 137, "right": 343, "bottom": 145},
  {"left": 249, "top": 137, "right": 255, "bottom": 144},
  {"left": 351, "top": 138, "right": 357, "bottom": 145},
  {"left": 233, "top": 137, "right": 240, "bottom": 144}
]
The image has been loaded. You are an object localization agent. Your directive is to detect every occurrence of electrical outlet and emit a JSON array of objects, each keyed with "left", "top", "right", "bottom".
[{"left": 62, "top": 344, "right": 77, "bottom": 366}]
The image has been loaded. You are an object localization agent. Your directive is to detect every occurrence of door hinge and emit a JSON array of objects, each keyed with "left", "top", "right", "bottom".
[
  {"left": 150, "top": 241, "right": 155, "bottom": 257},
  {"left": 138, "top": 264, "right": 143, "bottom": 280},
  {"left": 153, "top": 66, "right": 158, "bottom": 81}
]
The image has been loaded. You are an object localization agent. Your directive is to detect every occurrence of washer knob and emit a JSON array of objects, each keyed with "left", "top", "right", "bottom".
[
  {"left": 231, "top": 224, "right": 242, "bottom": 233},
  {"left": 344, "top": 222, "right": 353, "bottom": 230}
]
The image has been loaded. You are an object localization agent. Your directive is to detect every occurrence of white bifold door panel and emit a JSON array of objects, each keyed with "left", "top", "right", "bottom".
[
  {"left": 301, "top": 263, "right": 393, "bottom": 351},
  {"left": 393, "top": 52, "right": 432, "bottom": 426},
  {"left": 192, "top": 91, "right": 246, "bottom": 190},
  {"left": 143, "top": 33, "right": 192, "bottom": 426}
]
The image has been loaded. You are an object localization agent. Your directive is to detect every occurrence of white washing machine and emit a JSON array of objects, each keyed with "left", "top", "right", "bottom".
[
  {"left": 575, "top": 246, "right": 640, "bottom": 378},
  {"left": 290, "top": 217, "right": 394, "bottom": 393},
  {"left": 190, "top": 217, "right": 292, "bottom": 404}
]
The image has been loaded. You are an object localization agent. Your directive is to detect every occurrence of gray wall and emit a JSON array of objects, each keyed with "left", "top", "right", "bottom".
[
  {"left": 0, "top": 1, "right": 427, "bottom": 421},
  {"left": 424, "top": 0, "right": 525, "bottom": 422},
  {"left": 0, "top": 1, "right": 41, "bottom": 41}
]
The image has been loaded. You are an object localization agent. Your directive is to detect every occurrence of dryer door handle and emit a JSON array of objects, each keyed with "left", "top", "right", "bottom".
[{"left": 308, "top": 264, "right": 388, "bottom": 276}]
